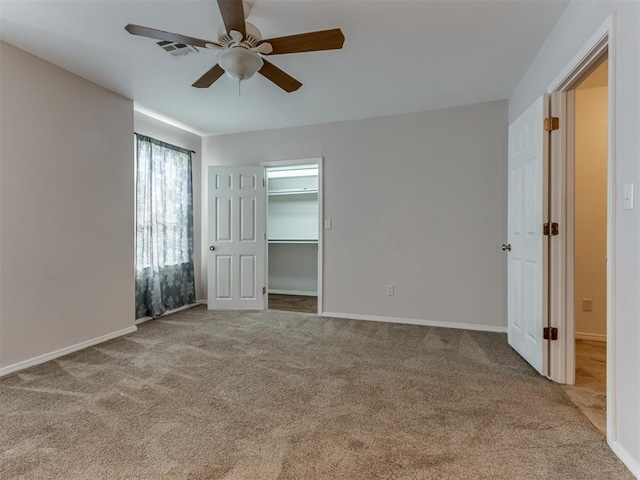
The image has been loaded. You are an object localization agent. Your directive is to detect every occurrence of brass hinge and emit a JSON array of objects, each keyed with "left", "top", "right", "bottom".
[
  {"left": 543, "top": 222, "right": 559, "bottom": 236},
  {"left": 262, "top": 286, "right": 266, "bottom": 295},
  {"left": 543, "top": 327, "right": 558, "bottom": 341},
  {"left": 544, "top": 117, "right": 560, "bottom": 131}
]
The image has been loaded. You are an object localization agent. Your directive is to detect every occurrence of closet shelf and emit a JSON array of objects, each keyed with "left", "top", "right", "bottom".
[
  {"left": 268, "top": 190, "right": 318, "bottom": 196},
  {"left": 268, "top": 240, "right": 318, "bottom": 244}
]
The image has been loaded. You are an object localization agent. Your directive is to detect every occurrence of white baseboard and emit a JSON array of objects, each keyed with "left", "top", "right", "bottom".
[
  {"left": 575, "top": 332, "right": 607, "bottom": 342},
  {"left": 609, "top": 440, "right": 640, "bottom": 479},
  {"left": 321, "top": 312, "right": 507, "bottom": 333},
  {"left": 135, "top": 301, "right": 205, "bottom": 325},
  {"left": 0, "top": 325, "right": 137, "bottom": 378},
  {"left": 268, "top": 290, "right": 318, "bottom": 297}
]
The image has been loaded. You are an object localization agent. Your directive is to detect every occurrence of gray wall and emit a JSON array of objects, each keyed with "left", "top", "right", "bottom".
[
  {"left": 203, "top": 100, "right": 508, "bottom": 330},
  {"left": 134, "top": 111, "right": 203, "bottom": 301},
  {"left": 0, "top": 42, "right": 135, "bottom": 370},
  {"left": 509, "top": 0, "right": 640, "bottom": 472}
]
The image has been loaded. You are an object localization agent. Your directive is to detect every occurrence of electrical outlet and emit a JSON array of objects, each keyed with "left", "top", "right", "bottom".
[
  {"left": 386, "top": 285, "right": 395, "bottom": 296},
  {"left": 582, "top": 298, "right": 593, "bottom": 312},
  {"left": 324, "top": 219, "right": 332, "bottom": 229}
]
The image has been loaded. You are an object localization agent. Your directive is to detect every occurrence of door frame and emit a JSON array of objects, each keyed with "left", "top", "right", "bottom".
[
  {"left": 546, "top": 15, "right": 617, "bottom": 441},
  {"left": 260, "top": 157, "right": 324, "bottom": 315}
]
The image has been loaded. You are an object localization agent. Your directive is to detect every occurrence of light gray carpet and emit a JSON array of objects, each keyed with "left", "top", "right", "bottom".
[{"left": 0, "top": 306, "right": 632, "bottom": 479}]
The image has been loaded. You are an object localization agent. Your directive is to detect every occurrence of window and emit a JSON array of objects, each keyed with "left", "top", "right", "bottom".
[{"left": 135, "top": 134, "right": 195, "bottom": 319}]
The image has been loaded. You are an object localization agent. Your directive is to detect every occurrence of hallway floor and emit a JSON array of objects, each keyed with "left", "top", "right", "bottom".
[{"left": 561, "top": 339, "right": 606, "bottom": 435}]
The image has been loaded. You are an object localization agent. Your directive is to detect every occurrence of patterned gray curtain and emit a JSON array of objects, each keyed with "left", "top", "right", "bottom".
[{"left": 135, "top": 134, "right": 195, "bottom": 319}]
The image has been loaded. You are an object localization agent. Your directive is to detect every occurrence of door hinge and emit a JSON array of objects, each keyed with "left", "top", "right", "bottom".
[
  {"left": 543, "top": 327, "right": 558, "bottom": 341},
  {"left": 544, "top": 116, "right": 560, "bottom": 131},
  {"left": 543, "top": 222, "right": 559, "bottom": 236},
  {"left": 263, "top": 286, "right": 266, "bottom": 295},
  {"left": 263, "top": 178, "right": 266, "bottom": 187}
]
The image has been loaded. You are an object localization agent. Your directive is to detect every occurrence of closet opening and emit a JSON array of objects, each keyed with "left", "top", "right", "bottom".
[{"left": 265, "top": 160, "right": 322, "bottom": 314}]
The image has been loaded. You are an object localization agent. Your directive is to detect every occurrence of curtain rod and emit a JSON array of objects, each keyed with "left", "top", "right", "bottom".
[{"left": 134, "top": 132, "right": 196, "bottom": 154}]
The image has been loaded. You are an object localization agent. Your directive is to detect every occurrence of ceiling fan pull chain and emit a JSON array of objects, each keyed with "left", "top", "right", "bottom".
[{"left": 238, "top": 79, "right": 241, "bottom": 98}]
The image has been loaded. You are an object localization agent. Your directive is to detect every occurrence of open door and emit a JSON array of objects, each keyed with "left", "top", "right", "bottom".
[
  {"left": 507, "top": 95, "right": 550, "bottom": 375},
  {"left": 208, "top": 166, "right": 266, "bottom": 310}
]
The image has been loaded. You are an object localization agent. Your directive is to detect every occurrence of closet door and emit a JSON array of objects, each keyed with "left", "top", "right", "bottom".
[{"left": 208, "top": 166, "right": 266, "bottom": 310}]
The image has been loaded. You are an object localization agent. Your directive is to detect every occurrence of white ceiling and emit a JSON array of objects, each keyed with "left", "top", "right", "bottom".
[{"left": 0, "top": 0, "right": 567, "bottom": 135}]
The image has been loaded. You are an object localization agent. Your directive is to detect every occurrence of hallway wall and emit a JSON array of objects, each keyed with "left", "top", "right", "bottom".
[{"left": 574, "top": 85, "right": 608, "bottom": 340}]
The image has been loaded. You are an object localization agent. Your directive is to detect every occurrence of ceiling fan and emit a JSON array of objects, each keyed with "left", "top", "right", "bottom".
[{"left": 125, "top": 0, "right": 345, "bottom": 93}]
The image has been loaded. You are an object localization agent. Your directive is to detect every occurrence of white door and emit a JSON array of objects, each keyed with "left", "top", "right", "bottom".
[
  {"left": 208, "top": 166, "right": 266, "bottom": 310},
  {"left": 507, "top": 95, "right": 549, "bottom": 375}
]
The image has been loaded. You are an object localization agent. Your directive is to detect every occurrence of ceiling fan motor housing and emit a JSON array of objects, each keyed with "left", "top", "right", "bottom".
[{"left": 217, "top": 22, "right": 262, "bottom": 48}]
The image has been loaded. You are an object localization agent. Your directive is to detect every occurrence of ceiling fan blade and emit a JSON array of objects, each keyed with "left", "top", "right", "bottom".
[
  {"left": 217, "top": 0, "right": 246, "bottom": 38},
  {"left": 192, "top": 64, "right": 226, "bottom": 88},
  {"left": 261, "top": 29, "right": 345, "bottom": 55},
  {"left": 259, "top": 60, "right": 302, "bottom": 93},
  {"left": 125, "top": 24, "right": 220, "bottom": 49}
]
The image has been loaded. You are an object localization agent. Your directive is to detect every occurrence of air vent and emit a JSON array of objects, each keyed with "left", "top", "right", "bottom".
[{"left": 157, "top": 41, "right": 199, "bottom": 56}]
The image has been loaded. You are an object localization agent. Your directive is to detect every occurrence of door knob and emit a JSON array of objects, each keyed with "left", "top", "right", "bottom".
[
  {"left": 210, "top": 246, "right": 215, "bottom": 251},
  {"left": 501, "top": 244, "right": 511, "bottom": 251}
]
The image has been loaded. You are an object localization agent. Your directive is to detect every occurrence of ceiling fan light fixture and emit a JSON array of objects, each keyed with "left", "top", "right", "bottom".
[{"left": 218, "top": 47, "right": 263, "bottom": 81}]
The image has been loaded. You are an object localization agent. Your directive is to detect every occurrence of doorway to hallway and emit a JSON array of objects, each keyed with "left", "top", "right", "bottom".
[{"left": 560, "top": 58, "right": 609, "bottom": 435}]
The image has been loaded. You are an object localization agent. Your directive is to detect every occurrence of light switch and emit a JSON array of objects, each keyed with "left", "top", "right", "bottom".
[
  {"left": 624, "top": 184, "right": 635, "bottom": 210},
  {"left": 324, "top": 219, "right": 332, "bottom": 229}
]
